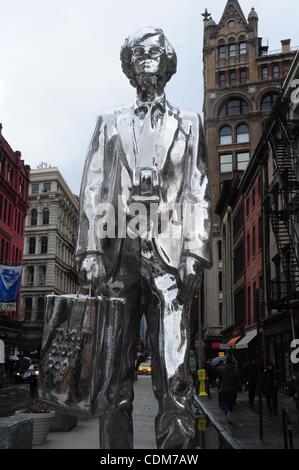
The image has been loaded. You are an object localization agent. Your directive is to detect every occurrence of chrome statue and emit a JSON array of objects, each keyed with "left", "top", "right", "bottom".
[{"left": 76, "top": 27, "right": 212, "bottom": 449}]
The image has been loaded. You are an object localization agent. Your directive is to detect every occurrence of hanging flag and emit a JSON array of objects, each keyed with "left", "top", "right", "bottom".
[{"left": 0, "top": 265, "right": 23, "bottom": 302}]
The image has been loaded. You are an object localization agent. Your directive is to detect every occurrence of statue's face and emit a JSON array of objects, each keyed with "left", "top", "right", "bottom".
[{"left": 131, "top": 35, "right": 167, "bottom": 78}]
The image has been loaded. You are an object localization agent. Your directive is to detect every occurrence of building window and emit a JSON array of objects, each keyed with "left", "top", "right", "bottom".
[
  {"left": 219, "top": 72, "right": 226, "bottom": 88},
  {"left": 218, "top": 240, "right": 222, "bottom": 261},
  {"left": 235, "top": 288, "right": 245, "bottom": 326},
  {"left": 252, "top": 225, "right": 256, "bottom": 257},
  {"left": 237, "top": 152, "right": 250, "bottom": 171},
  {"left": 237, "top": 124, "right": 250, "bottom": 143},
  {"left": 43, "top": 182, "right": 51, "bottom": 193},
  {"left": 259, "top": 215, "right": 262, "bottom": 249},
  {"left": 219, "top": 98, "right": 249, "bottom": 117},
  {"left": 218, "top": 45, "right": 226, "bottom": 61},
  {"left": 272, "top": 64, "right": 280, "bottom": 80},
  {"left": 234, "top": 240, "right": 245, "bottom": 281},
  {"left": 31, "top": 209, "right": 38, "bottom": 226},
  {"left": 262, "top": 66, "right": 269, "bottom": 81},
  {"left": 219, "top": 271, "right": 223, "bottom": 292},
  {"left": 258, "top": 176, "right": 262, "bottom": 197},
  {"left": 247, "top": 233, "right": 250, "bottom": 263},
  {"left": 42, "top": 209, "right": 50, "bottom": 225},
  {"left": 3, "top": 198, "right": 7, "bottom": 224},
  {"left": 233, "top": 204, "right": 244, "bottom": 239},
  {"left": 247, "top": 285, "right": 251, "bottom": 323},
  {"left": 27, "top": 266, "right": 35, "bottom": 286},
  {"left": 29, "top": 237, "right": 36, "bottom": 255},
  {"left": 220, "top": 154, "right": 233, "bottom": 174},
  {"left": 219, "top": 303, "right": 223, "bottom": 326},
  {"left": 261, "top": 93, "right": 279, "bottom": 111},
  {"left": 219, "top": 126, "right": 233, "bottom": 145},
  {"left": 39, "top": 265, "right": 46, "bottom": 286},
  {"left": 252, "top": 187, "right": 256, "bottom": 207},
  {"left": 32, "top": 183, "right": 39, "bottom": 194},
  {"left": 37, "top": 297, "right": 45, "bottom": 321},
  {"left": 41, "top": 236, "right": 48, "bottom": 254},
  {"left": 229, "top": 70, "right": 237, "bottom": 86},
  {"left": 229, "top": 43, "right": 237, "bottom": 58},
  {"left": 7, "top": 164, "right": 12, "bottom": 184},
  {"left": 240, "top": 69, "right": 247, "bottom": 85},
  {"left": 239, "top": 42, "right": 247, "bottom": 55},
  {"left": 25, "top": 298, "right": 32, "bottom": 321}
]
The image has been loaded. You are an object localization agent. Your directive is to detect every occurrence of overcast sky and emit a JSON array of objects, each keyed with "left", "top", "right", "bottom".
[{"left": 1, "top": 0, "right": 299, "bottom": 194}]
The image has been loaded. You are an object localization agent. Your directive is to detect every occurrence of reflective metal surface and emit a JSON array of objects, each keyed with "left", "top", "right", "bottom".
[{"left": 76, "top": 27, "right": 212, "bottom": 449}]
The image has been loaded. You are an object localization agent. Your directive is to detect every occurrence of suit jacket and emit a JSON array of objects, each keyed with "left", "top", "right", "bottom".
[{"left": 76, "top": 100, "right": 212, "bottom": 277}]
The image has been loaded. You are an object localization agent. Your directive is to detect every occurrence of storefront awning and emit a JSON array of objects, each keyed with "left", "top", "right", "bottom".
[
  {"left": 227, "top": 336, "right": 241, "bottom": 346},
  {"left": 236, "top": 330, "right": 257, "bottom": 350}
]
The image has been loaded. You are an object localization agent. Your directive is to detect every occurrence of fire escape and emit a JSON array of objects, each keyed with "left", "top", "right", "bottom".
[{"left": 268, "top": 108, "right": 299, "bottom": 309}]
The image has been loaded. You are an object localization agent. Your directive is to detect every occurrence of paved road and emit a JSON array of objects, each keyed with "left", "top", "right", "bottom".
[
  {"left": 34, "top": 375, "right": 158, "bottom": 449},
  {"left": 0, "top": 383, "right": 32, "bottom": 417}
]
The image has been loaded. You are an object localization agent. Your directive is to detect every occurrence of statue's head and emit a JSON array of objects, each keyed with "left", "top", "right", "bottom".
[{"left": 120, "top": 27, "right": 177, "bottom": 90}]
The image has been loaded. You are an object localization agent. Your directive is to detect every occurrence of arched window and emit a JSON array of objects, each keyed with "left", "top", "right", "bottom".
[
  {"left": 25, "top": 298, "right": 32, "bottom": 321},
  {"left": 218, "top": 39, "right": 226, "bottom": 61},
  {"left": 37, "top": 297, "right": 45, "bottom": 321},
  {"left": 261, "top": 93, "right": 279, "bottom": 112},
  {"left": 41, "top": 237, "right": 48, "bottom": 254},
  {"left": 219, "top": 126, "right": 233, "bottom": 145},
  {"left": 27, "top": 266, "right": 34, "bottom": 286},
  {"left": 219, "top": 98, "right": 249, "bottom": 117},
  {"left": 31, "top": 209, "right": 37, "bottom": 226},
  {"left": 29, "top": 237, "right": 36, "bottom": 255},
  {"left": 43, "top": 208, "right": 49, "bottom": 225},
  {"left": 237, "top": 124, "right": 250, "bottom": 143}
]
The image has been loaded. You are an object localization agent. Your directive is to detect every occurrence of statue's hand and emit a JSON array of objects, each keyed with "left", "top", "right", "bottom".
[
  {"left": 77, "top": 254, "right": 106, "bottom": 291},
  {"left": 177, "top": 256, "right": 202, "bottom": 304}
]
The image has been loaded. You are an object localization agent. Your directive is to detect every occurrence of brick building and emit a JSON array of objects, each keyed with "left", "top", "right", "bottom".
[
  {"left": 216, "top": 52, "right": 299, "bottom": 384},
  {"left": 202, "top": 0, "right": 297, "bottom": 357},
  {"left": 0, "top": 124, "right": 30, "bottom": 356}
]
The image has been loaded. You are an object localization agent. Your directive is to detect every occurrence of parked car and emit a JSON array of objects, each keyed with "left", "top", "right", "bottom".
[
  {"left": 13, "top": 363, "right": 39, "bottom": 383},
  {"left": 22, "top": 364, "right": 40, "bottom": 382},
  {"left": 138, "top": 358, "right": 152, "bottom": 375}
]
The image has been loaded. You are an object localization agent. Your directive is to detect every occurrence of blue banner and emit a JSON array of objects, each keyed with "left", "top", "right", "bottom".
[{"left": 0, "top": 265, "right": 23, "bottom": 302}]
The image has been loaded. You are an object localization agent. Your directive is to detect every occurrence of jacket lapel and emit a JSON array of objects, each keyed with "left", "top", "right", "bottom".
[
  {"left": 155, "top": 102, "right": 179, "bottom": 170},
  {"left": 116, "top": 101, "right": 179, "bottom": 172}
]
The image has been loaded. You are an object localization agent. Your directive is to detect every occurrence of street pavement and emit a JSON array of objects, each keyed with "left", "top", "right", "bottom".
[
  {"left": 34, "top": 375, "right": 158, "bottom": 449},
  {"left": 196, "top": 387, "right": 299, "bottom": 449}
]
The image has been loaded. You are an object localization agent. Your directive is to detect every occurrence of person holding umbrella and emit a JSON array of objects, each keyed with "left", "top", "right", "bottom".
[{"left": 217, "top": 356, "right": 241, "bottom": 422}]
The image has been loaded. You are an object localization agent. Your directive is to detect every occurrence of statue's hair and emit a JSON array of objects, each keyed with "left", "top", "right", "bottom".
[{"left": 120, "top": 27, "right": 177, "bottom": 88}]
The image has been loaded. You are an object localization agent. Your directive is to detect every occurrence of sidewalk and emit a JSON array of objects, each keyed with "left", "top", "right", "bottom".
[
  {"left": 196, "top": 388, "right": 299, "bottom": 449},
  {"left": 34, "top": 376, "right": 157, "bottom": 449}
]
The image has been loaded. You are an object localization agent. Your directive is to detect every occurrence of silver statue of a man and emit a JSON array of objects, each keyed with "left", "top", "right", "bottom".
[{"left": 76, "top": 27, "right": 212, "bottom": 449}]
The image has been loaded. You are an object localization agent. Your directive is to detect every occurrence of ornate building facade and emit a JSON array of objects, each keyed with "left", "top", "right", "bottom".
[
  {"left": 0, "top": 124, "right": 30, "bottom": 356},
  {"left": 202, "top": 0, "right": 297, "bottom": 357},
  {"left": 21, "top": 166, "right": 79, "bottom": 353}
]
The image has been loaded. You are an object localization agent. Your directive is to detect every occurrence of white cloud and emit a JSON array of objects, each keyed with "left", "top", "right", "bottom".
[{"left": 0, "top": 0, "right": 298, "bottom": 194}]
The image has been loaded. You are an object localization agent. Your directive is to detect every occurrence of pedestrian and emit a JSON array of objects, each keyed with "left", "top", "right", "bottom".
[
  {"left": 217, "top": 356, "right": 241, "bottom": 423},
  {"left": 243, "top": 359, "right": 258, "bottom": 408},
  {"left": 262, "top": 362, "right": 279, "bottom": 415},
  {"left": 188, "top": 350, "right": 197, "bottom": 389}
]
